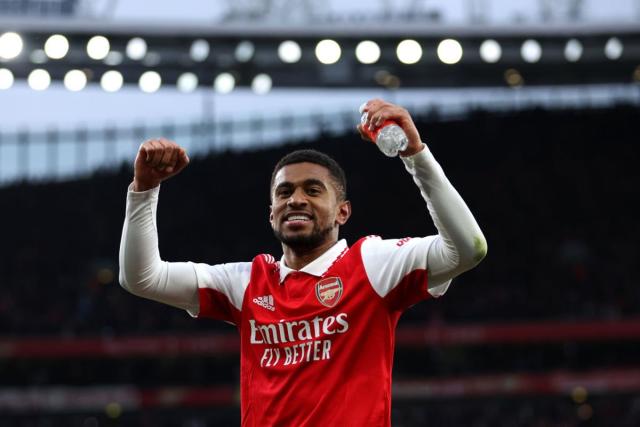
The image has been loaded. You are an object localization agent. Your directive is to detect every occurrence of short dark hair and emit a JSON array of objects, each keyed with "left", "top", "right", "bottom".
[{"left": 271, "top": 149, "right": 347, "bottom": 201}]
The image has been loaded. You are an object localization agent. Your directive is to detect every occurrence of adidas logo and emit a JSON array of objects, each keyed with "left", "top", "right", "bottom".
[{"left": 253, "top": 295, "right": 275, "bottom": 311}]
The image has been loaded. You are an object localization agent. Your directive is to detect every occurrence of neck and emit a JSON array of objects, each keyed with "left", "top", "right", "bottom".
[{"left": 282, "top": 238, "right": 338, "bottom": 271}]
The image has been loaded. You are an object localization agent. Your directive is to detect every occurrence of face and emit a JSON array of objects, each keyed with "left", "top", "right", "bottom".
[{"left": 270, "top": 162, "right": 351, "bottom": 251}]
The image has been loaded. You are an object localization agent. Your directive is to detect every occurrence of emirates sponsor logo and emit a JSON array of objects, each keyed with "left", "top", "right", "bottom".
[
  {"left": 249, "top": 314, "right": 350, "bottom": 367},
  {"left": 249, "top": 313, "right": 349, "bottom": 345},
  {"left": 253, "top": 295, "right": 275, "bottom": 311},
  {"left": 315, "top": 277, "right": 343, "bottom": 308}
]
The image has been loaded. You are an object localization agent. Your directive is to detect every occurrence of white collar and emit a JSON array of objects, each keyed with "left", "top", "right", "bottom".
[{"left": 278, "top": 239, "right": 348, "bottom": 283}]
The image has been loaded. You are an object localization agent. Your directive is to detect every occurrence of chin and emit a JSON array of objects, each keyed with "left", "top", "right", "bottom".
[
  {"left": 281, "top": 231, "right": 312, "bottom": 243},
  {"left": 275, "top": 230, "right": 321, "bottom": 249}
]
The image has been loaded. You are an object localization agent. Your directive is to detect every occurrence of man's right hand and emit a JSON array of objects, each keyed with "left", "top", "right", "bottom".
[{"left": 133, "top": 138, "right": 190, "bottom": 191}]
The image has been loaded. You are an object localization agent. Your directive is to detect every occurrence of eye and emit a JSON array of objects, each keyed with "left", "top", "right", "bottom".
[
  {"left": 275, "top": 188, "right": 291, "bottom": 198},
  {"left": 306, "top": 186, "right": 322, "bottom": 196}
]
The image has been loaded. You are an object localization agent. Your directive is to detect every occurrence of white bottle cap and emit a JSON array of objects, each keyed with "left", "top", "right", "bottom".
[{"left": 358, "top": 102, "right": 368, "bottom": 114}]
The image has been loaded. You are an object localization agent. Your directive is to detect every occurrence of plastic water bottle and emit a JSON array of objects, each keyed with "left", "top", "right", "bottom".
[{"left": 359, "top": 103, "right": 409, "bottom": 157}]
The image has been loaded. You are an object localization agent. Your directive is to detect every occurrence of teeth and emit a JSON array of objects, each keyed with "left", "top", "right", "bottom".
[{"left": 287, "top": 215, "right": 310, "bottom": 221}]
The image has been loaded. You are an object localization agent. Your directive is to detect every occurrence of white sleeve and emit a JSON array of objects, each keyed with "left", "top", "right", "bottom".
[
  {"left": 191, "top": 262, "right": 252, "bottom": 319},
  {"left": 362, "top": 235, "right": 440, "bottom": 298},
  {"left": 401, "top": 145, "right": 487, "bottom": 293},
  {"left": 118, "top": 184, "right": 250, "bottom": 317}
]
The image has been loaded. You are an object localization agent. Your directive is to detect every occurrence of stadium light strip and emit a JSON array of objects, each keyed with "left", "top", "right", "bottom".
[{"left": 0, "top": 34, "right": 631, "bottom": 67}]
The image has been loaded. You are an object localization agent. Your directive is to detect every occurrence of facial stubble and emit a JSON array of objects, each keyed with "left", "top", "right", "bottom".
[{"left": 273, "top": 220, "right": 335, "bottom": 252}]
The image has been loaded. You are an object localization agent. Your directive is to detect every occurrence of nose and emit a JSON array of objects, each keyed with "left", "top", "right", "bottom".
[{"left": 287, "top": 187, "right": 308, "bottom": 207}]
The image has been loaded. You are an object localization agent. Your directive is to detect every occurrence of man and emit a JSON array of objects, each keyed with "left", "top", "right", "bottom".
[{"left": 119, "top": 99, "right": 487, "bottom": 426}]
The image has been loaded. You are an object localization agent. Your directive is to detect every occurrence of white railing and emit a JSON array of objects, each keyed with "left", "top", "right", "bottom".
[{"left": 1, "top": 84, "right": 638, "bottom": 185}]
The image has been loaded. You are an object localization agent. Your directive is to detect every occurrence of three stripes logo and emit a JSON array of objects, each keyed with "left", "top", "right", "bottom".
[{"left": 253, "top": 295, "right": 275, "bottom": 311}]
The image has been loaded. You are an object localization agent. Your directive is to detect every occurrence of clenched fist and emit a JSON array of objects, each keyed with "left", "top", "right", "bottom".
[{"left": 133, "top": 138, "right": 190, "bottom": 191}]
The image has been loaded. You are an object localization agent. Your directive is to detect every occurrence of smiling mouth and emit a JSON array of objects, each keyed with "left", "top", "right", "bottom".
[{"left": 283, "top": 214, "right": 313, "bottom": 225}]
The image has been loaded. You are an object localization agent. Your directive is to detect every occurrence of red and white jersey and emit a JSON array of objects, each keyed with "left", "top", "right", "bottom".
[
  {"left": 119, "top": 147, "right": 486, "bottom": 425},
  {"left": 192, "top": 236, "right": 450, "bottom": 427}
]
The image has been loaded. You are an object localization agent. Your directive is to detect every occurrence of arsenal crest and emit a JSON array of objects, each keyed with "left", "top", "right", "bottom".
[{"left": 315, "top": 277, "right": 343, "bottom": 308}]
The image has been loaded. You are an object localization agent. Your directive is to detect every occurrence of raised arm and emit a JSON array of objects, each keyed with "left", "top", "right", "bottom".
[
  {"left": 118, "top": 139, "right": 199, "bottom": 312},
  {"left": 359, "top": 100, "right": 487, "bottom": 292}
]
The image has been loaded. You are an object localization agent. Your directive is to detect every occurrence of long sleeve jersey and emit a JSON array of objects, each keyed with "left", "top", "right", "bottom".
[{"left": 119, "top": 146, "right": 487, "bottom": 426}]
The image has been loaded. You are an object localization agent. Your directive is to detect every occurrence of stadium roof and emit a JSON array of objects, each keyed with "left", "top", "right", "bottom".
[{"left": 1, "top": 17, "right": 638, "bottom": 90}]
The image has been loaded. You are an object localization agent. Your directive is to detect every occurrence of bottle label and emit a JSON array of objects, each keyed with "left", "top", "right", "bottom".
[{"left": 361, "top": 119, "right": 398, "bottom": 143}]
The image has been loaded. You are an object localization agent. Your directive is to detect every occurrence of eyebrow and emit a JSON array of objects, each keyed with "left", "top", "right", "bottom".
[{"left": 274, "top": 179, "right": 327, "bottom": 191}]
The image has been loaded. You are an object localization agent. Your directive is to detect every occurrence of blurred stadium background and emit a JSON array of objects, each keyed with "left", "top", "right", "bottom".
[{"left": 1, "top": 0, "right": 639, "bottom": 426}]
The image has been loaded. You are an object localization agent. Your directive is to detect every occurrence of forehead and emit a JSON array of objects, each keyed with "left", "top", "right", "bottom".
[{"left": 273, "top": 162, "right": 333, "bottom": 187}]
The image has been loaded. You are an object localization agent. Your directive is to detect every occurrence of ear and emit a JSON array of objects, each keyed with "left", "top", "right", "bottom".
[
  {"left": 269, "top": 205, "right": 275, "bottom": 228},
  {"left": 335, "top": 200, "right": 352, "bottom": 226}
]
